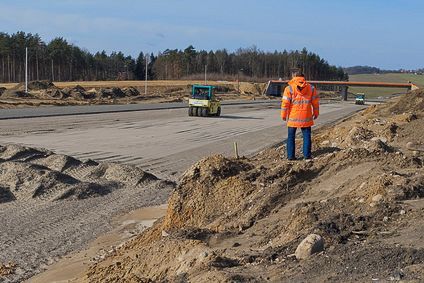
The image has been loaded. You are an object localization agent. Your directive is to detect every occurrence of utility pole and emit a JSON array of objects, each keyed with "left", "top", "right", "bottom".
[
  {"left": 237, "top": 72, "right": 239, "bottom": 93},
  {"left": 204, "top": 64, "right": 207, "bottom": 84},
  {"left": 145, "top": 54, "right": 148, "bottom": 95},
  {"left": 51, "top": 59, "right": 54, "bottom": 81},
  {"left": 237, "top": 68, "right": 244, "bottom": 94},
  {"left": 25, "top": 47, "right": 28, "bottom": 93},
  {"left": 36, "top": 48, "right": 39, "bottom": 81}
]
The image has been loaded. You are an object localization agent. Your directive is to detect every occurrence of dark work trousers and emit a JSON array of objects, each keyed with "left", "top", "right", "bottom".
[{"left": 287, "top": 126, "right": 312, "bottom": 160}]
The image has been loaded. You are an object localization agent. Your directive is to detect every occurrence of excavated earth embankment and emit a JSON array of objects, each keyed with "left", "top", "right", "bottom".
[{"left": 82, "top": 90, "right": 424, "bottom": 282}]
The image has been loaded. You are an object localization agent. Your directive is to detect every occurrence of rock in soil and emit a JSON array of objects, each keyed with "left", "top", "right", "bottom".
[{"left": 295, "top": 234, "right": 325, "bottom": 260}]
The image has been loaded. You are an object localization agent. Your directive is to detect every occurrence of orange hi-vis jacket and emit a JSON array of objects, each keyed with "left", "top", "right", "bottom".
[{"left": 281, "top": 77, "right": 319, "bottom": 128}]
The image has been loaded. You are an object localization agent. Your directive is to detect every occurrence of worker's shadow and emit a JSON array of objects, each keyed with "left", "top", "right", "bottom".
[
  {"left": 312, "top": 146, "right": 341, "bottom": 157},
  {"left": 219, "top": 115, "right": 263, "bottom": 120}
]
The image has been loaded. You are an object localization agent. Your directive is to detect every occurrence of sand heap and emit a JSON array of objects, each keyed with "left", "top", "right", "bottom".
[
  {"left": 81, "top": 90, "right": 424, "bottom": 282},
  {"left": 0, "top": 80, "right": 55, "bottom": 98},
  {"left": 0, "top": 80, "right": 272, "bottom": 110},
  {"left": 0, "top": 144, "right": 165, "bottom": 203},
  {"left": 0, "top": 143, "right": 176, "bottom": 283},
  {"left": 0, "top": 81, "right": 144, "bottom": 101},
  {"left": 238, "top": 82, "right": 266, "bottom": 95}
]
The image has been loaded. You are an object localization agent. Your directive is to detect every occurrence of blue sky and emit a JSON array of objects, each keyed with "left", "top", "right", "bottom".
[{"left": 1, "top": 0, "right": 423, "bottom": 69}]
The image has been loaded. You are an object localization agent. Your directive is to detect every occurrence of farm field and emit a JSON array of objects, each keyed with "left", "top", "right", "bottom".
[{"left": 349, "top": 73, "right": 423, "bottom": 98}]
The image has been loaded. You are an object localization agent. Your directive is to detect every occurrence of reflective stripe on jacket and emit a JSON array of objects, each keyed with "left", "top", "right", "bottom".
[{"left": 281, "top": 78, "right": 319, "bottom": 128}]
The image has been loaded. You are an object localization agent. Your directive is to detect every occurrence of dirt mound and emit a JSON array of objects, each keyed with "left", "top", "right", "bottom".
[
  {"left": 40, "top": 88, "right": 67, "bottom": 99},
  {"left": 388, "top": 89, "right": 424, "bottom": 114},
  {"left": 239, "top": 82, "right": 266, "bottom": 95},
  {"left": 1, "top": 81, "right": 59, "bottom": 99},
  {"left": 35, "top": 154, "right": 82, "bottom": 172},
  {"left": 344, "top": 126, "right": 375, "bottom": 145},
  {"left": 98, "top": 87, "right": 126, "bottom": 98},
  {"left": 61, "top": 85, "right": 96, "bottom": 99},
  {"left": 122, "top": 86, "right": 140, "bottom": 96},
  {"left": 86, "top": 163, "right": 158, "bottom": 186},
  {"left": 27, "top": 80, "right": 56, "bottom": 90},
  {"left": 0, "top": 144, "right": 50, "bottom": 161},
  {"left": 9, "top": 80, "right": 56, "bottom": 91},
  {"left": 163, "top": 155, "right": 253, "bottom": 230},
  {"left": 0, "top": 143, "right": 175, "bottom": 283},
  {"left": 58, "top": 86, "right": 140, "bottom": 100},
  {"left": 179, "top": 154, "right": 252, "bottom": 184},
  {"left": 83, "top": 91, "right": 424, "bottom": 282},
  {"left": 0, "top": 80, "right": 99, "bottom": 101},
  {"left": 0, "top": 144, "right": 166, "bottom": 203},
  {"left": 0, "top": 161, "right": 81, "bottom": 201}
]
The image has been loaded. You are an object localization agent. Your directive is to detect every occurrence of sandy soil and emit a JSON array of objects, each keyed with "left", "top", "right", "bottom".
[
  {"left": 0, "top": 101, "right": 363, "bottom": 182},
  {"left": 28, "top": 204, "right": 168, "bottom": 283},
  {"left": 0, "top": 145, "right": 174, "bottom": 283},
  {"left": 77, "top": 90, "right": 424, "bottom": 282}
]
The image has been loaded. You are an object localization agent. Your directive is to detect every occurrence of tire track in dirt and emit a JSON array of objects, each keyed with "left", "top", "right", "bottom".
[{"left": 0, "top": 144, "right": 174, "bottom": 282}]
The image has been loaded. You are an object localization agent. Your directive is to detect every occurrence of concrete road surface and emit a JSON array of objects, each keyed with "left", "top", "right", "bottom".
[
  {"left": 0, "top": 100, "right": 274, "bottom": 120},
  {"left": 0, "top": 101, "right": 366, "bottom": 180}
]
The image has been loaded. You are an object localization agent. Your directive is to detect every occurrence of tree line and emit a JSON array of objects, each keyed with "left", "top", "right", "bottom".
[
  {"left": 153, "top": 46, "right": 348, "bottom": 81},
  {"left": 344, "top": 65, "right": 424, "bottom": 75},
  {"left": 343, "top": 65, "right": 382, "bottom": 75},
  {"left": 0, "top": 31, "right": 347, "bottom": 83}
]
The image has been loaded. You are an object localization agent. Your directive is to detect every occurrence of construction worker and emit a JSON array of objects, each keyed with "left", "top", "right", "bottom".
[{"left": 281, "top": 74, "right": 319, "bottom": 160}]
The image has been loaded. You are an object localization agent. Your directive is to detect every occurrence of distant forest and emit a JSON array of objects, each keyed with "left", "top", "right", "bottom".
[
  {"left": 0, "top": 31, "right": 348, "bottom": 83},
  {"left": 344, "top": 65, "right": 424, "bottom": 75},
  {"left": 343, "top": 66, "right": 382, "bottom": 75}
]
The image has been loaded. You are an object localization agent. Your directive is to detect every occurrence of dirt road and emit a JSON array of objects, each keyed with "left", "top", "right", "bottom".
[
  {"left": 0, "top": 100, "right": 273, "bottom": 120},
  {"left": 0, "top": 101, "right": 366, "bottom": 181}
]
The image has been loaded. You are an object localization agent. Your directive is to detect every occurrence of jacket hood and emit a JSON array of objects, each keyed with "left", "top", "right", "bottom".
[{"left": 289, "top": 76, "right": 307, "bottom": 88}]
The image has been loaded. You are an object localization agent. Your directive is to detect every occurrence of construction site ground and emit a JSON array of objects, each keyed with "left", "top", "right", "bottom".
[
  {"left": 0, "top": 80, "right": 267, "bottom": 109},
  {"left": 0, "top": 98, "right": 366, "bottom": 283},
  {"left": 80, "top": 90, "right": 424, "bottom": 282},
  {"left": 0, "top": 101, "right": 364, "bottom": 180},
  {"left": 0, "top": 89, "right": 423, "bottom": 282}
]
